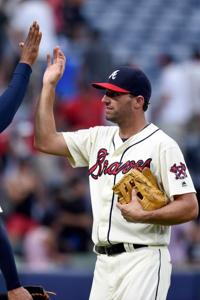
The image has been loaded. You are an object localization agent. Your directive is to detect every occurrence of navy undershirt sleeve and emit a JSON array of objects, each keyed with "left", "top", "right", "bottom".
[
  {"left": 0, "top": 63, "right": 32, "bottom": 133},
  {"left": 0, "top": 63, "right": 31, "bottom": 290},
  {"left": 0, "top": 219, "right": 21, "bottom": 290}
]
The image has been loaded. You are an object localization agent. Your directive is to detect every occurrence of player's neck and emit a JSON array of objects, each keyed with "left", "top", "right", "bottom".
[{"left": 119, "top": 118, "right": 149, "bottom": 139}]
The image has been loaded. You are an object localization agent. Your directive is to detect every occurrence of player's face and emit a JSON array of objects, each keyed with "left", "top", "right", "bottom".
[{"left": 102, "top": 90, "right": 135, "bottom": 124}]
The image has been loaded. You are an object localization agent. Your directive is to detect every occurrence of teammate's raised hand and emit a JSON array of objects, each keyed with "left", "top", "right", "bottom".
[
  {"left": 19, "top": 21, "right": 42, "bottom": 66},
  {"left": 43, "top": 47, "right": 66, "bottom": 86}
]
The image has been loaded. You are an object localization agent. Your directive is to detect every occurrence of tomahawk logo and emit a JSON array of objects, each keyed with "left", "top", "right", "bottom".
[
  {"left": 109, "top": 70, "right": 120, "bottom": 80},
  {"left": 170, "top": 162, "right": 187, "bottom": 180}
]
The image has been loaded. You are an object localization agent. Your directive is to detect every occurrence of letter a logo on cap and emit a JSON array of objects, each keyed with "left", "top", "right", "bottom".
[{"left": 109, "top": 70, "right": 120, "bottom": 80}]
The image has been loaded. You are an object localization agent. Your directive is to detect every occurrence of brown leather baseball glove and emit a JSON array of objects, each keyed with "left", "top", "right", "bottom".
[
  {"left": 112, "top": 167, "right": 169, "bottom": 210},
  {"left": 0, "top": 286, "right": 56, "bottom": 300}
]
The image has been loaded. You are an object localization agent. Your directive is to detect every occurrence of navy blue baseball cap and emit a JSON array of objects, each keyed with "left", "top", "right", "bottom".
[{"left": 92, "top": 66, "right": 152, "bottom": 101}]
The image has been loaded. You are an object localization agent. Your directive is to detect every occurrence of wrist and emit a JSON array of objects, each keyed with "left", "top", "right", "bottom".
[
  {"left": 19, "top": 59, "right": 32, "bottom": 66},
  {"left": 8, "top": 286, "right": 22, "bottom": 292},
  {"left": 140, "top": 210, "right": 154, "bottom": 223},
  {"left": 43, "top": 81, "right": 57, "bottom": 89}
]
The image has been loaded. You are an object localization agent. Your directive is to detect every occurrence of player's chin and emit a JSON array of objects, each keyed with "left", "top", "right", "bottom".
[
  {"left": 105, "top": 114, "right": 118, "bottom": 123},
  {"left": 105, "top": 111, "right": 117, "bottom": 122}
]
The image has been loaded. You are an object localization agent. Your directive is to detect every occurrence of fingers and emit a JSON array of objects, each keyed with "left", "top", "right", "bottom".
[
  {"left": 47, "top": 47, "right": 66, "bottom": 65},
  {"left": 29, "top": 21, "right": 40, "bottom": 44},
  {"left": 53, "top": 47, "right": 66, "bottom": 67},
  {"left": 47, "top": 54, "right": 51, "bottom": 67},
  {"left": 19, "top": 21, "right": 41, "bottom": 50},
  {"left": 116, "top": 201, "right": 122, "bottom": 210},
  {"left": 32, "top": 21, "right": 42, "bottom": 45},
  {"left": 116, "top": 201, "right": 132, "bottom": 222},
  {"left": 18, "top": 21, "right": 38, "bottom": 49},
  {"left": 131, "top": 189, "right": 137, "bottom": 202},
  {"left": 53, "top": 46, "right": 60, "bottom": 61},
  {"left": 116, "top": 189, "right": 137, "bottom": 208},
  {"left": 19, "top": 21, "right": 42, "bottom": 65},
  {"left": 53, "top": 46, "right": 64, "bottom": 60},
  {"left": 36, "top": 31, "right": 42, "bottom": 46},
  {"left": 24, "top": 21, "right": 42, "bottom": 47}
]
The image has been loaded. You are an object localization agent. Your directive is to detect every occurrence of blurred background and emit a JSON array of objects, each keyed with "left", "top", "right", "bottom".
[{"left": 0, "top": 0, "right": 200, "bottom": 299}]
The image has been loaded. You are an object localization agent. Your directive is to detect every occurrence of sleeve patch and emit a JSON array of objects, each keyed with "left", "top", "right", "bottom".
[{"left": 170, "top": 162, "right": 188, "bottom": 179}]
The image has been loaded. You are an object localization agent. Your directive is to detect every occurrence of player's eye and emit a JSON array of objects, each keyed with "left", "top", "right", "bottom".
[{"left": 105, "top": 90, "right": 126, "bottom": 98}]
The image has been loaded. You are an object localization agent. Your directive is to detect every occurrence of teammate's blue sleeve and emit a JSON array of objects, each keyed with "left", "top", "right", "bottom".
[
  {"left": 0, "top": 62, "right": 32, "bottom": 133},
  {"left": 0, "top": 219, "right": 21, "bottom": 290}
]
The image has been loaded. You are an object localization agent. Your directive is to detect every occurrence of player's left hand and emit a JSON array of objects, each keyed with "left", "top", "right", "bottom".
[
  {"left": 5, "top": 285, "right": 55, "bottom": 300},
  {"left": 7, "top": 287, "right": 33, "bottom": 300},
  {"left": 116, "top": 189, "right": 148, "bottom": 223}
]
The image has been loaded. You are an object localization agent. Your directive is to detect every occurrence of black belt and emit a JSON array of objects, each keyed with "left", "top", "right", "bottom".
[{"left": 95, "top": 243, "right": 148, "bottom": 256}]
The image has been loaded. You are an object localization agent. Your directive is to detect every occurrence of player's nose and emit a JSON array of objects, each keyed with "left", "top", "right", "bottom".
[{"left": 101, "top": 95, "right": 110, "bottom": 103}]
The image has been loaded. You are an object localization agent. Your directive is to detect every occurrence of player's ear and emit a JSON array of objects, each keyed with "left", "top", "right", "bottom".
[{"left": 132, "top": 95, "right": 145, "bottom": 110}]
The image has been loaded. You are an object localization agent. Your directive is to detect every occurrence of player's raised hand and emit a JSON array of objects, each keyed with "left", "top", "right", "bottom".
[
  {"left": 19, "top": 21, "right": 42, "bottom": 66},
  {"left": 43, "top": 47, "right": 66, "bottom": 86}
]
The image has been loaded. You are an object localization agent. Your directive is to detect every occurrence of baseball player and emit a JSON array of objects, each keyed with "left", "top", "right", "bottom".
[
  {"left": 34, "top": 47, "right": 198, "bottom": 300},
  {"left": 0, "top": 22, "right": 41, "bottom": 300}
]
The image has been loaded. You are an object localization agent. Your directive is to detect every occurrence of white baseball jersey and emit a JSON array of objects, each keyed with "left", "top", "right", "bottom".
[{"left": 62, "top": 123, "right": 195, "bottom": 247}]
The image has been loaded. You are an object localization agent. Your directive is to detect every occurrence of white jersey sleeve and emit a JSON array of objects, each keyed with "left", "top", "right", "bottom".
[
  {"left": 62, "top": 128, "right": 94, "bottom": 167},
  {"left": 159, "top": 143, "right": 195, "bottom": 198}
]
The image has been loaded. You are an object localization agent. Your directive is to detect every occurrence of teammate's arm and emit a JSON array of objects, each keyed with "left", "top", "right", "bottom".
[
  {"left": 0, "top": 21, "right": 41, "bottom": 133},
  {"left": 34, "top": 47, "right": 71, "bottom": 157},
  {"left": 0, "top": 21, "right": 42, "bottom": 300},
  {"left": 117, "top": 190, "right": 199, "bottom": 225},
  {"left": 0, "top": 220, "right": 32, "bottom": 300}
]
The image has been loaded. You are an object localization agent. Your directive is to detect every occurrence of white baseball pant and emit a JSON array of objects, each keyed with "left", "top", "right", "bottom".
[{"left": 89, "top": 246, "right": 172, "bottom": 300}]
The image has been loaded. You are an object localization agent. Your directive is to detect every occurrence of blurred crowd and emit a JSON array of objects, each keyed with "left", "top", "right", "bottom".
[{"left": 0, "top": 0, "right": 199, "bottom": 270}]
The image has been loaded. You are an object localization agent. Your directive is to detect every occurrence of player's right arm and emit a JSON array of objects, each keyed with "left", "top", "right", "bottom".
[{"left": 34, "top": 47, "right": 71, "bottom": 157}]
